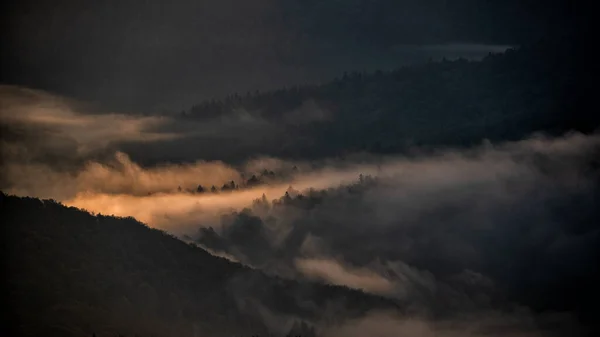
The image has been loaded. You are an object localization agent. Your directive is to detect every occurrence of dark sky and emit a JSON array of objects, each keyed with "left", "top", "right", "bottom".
[{"left": 0, "top": 0, "right": 581, "bottom": 113}]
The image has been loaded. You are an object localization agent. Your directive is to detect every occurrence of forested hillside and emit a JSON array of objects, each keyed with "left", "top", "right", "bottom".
[
  {"left": 173, "top": 37, "right": 594, "bottom": 160},
  {"left": 1, "top": 193, "right": 401, "bottom": 337}
]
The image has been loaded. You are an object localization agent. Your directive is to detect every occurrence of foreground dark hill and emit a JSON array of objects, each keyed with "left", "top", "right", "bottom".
[{"left": 1, "top": 193, "right": 401, "bottom": 337}]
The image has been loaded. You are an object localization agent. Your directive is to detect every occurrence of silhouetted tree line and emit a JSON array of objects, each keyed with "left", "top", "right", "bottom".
[
  {"left": 185, "top": 169, "right": 279, "bottom": 194},
  {"left": 195, "top": 175, "right": 381, "bottom": 268},
  {"left": 270, "top": 174, "right": 378, "bottom": 210}
]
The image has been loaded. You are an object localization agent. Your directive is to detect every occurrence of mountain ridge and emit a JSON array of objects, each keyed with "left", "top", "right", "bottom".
[{"left": 1, "top": 192, "right": 403, "bottom": 337}]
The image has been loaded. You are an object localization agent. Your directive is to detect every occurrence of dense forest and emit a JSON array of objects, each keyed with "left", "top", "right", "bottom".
[
  {"left": 1, "top": 193, "right": 402, "bottom": 337},
  {"left": 169, "top": 37, "right": 594, "bottom": 161}
]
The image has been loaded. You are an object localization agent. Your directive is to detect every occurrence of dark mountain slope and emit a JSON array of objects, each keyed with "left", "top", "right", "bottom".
[
  {"left": 136, "top": 37, "right": 596, "bottom": 164},
  {"left": 1, "top": 193, "right": 401, "bottom": 337}
]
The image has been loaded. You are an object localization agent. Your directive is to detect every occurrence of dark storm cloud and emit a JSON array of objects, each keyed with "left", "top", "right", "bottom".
[{"left": 1, "top": 0, "right": 566, "bottom": 112}]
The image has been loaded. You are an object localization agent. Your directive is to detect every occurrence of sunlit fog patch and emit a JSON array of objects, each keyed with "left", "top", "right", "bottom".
[
  {"left": 3, "top": 129, "right": 599, "bottom": 237},
  {"left": 1, "top": 151, "right": 244, "bottom": 200},
  {"left": 59, "top": 166, "right": 375, "bottom": 231},
  {"left": 63, "top": 189, "right": 277, "bottom": 231}
]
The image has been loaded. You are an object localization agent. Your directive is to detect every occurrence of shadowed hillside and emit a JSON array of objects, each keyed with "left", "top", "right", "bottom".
[
  {"left": 144, "top": 37, "right": 597, "bottom": 163},
  {"left": 1, "top": 193, "right": 402, "bottom": 337}
]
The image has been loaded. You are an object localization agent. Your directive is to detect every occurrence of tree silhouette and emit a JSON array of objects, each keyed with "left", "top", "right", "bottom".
[{"left": 246, "top": 175, "right": 260, "bottom": 187}]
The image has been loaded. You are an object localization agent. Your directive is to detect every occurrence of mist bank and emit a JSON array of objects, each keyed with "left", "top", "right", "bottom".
[
  {"left": 3, "top": 108, "right": 598, "bottom": 235},
  {"left": 66, "top": 131, "right": 600, "bottom": 231},
  {"left": 187, "top": 131, "right": 600, "bottom": 335}
]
